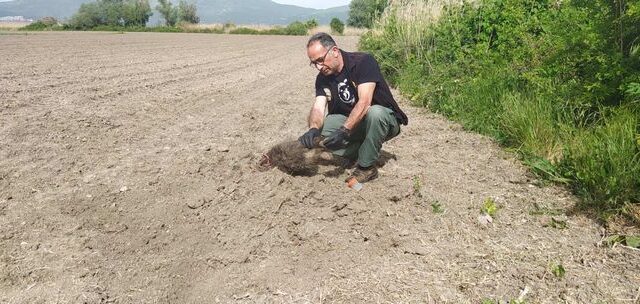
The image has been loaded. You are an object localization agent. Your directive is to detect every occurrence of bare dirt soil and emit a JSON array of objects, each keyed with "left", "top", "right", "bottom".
[{"left": 1, "top": 32, "right": 639, "bottom": 304}]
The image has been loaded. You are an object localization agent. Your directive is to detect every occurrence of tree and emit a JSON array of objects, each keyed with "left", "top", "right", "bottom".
[
  {"left": 68, "top": 0, "right": 152, "bottom": 29},
  {"left": 156, "top": 0, "right": 178, "bottom": 26},
  {"left": 347, "top": 0, "right": 388, "bottom": 28},
  {"left": 69, "top": 2, "right": 103, "bottom": 29},
  {"left": 177, "top": 0, "right": 200, "bottom": 24},
  {"left": 123, "top": 0, "right": 152, "bottom": 26},
  {"left": 305, "top": 18, "right": 318, "bottom": 29},
  {"left": 330, "top": 17, "right": 344, "bottom": 35}
]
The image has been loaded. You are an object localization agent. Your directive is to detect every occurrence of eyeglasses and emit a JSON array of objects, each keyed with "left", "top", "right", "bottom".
[{"left": 309, "top": 47, "right": 333, "bottom": 69}]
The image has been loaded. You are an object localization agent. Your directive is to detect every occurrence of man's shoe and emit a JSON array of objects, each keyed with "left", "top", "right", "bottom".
[
  {"left": 340, "top": 158, "right": 357, "bottom": 169},
  {"left": 346, "top": 166, "right": 378, "bottom": 183}
]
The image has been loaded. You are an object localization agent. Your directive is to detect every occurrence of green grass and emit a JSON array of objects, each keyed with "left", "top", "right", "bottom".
[
  {"left": 360, "top": 0, "right": 640, "bottom": 222},
  {"left": 229, "top": 22, "right": 310, "bottom": 36},
  {"left": 550, "top": 263, "right": 566, "bottom": 279},
  {"left": 431, "top": 201, "right": 444, "bottom": 214},
  {"left": 412, "top": 175, "right": 422, "bottom": 198},
  {"left": 481, "top": 197, "right": 499, "bottom": 217},
  {"left": 564, "top": 108, "right": 640, "bottom": 213}
]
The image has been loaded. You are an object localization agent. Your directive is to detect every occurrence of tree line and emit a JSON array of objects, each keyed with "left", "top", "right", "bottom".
[
  {"left": 68, "top": 0, "right": 387, "bottom": 30},
  {"left": 68, "top": 0, "right": 199, "bottom": 30},
  {"left": 25, "top": 0, "right": 386, "bottom": 31}
]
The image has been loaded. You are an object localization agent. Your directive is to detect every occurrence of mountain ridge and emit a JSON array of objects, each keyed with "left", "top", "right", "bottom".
[{"left": 0, "top": 0, "right": 349, "bottom": 25}]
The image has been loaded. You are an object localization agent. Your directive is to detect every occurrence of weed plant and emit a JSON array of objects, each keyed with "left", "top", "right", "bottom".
[{"left": 360, "top": 0, "right": 640, "bottom": 221}]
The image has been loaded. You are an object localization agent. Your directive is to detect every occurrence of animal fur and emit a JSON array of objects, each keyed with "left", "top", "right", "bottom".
[{"left": 259, "top": 138, "right": 335, "bottom": 176}]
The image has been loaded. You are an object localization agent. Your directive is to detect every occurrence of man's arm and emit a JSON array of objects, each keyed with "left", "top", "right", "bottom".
[
  {"left": 308, "top": 95, "right": 328, "bottom": 129},
  {"left": 344, "top": 82, "right": 376, "bottom": 130},
  {"left": 299, "top": 95, "right": 327, "bottom": 148}
]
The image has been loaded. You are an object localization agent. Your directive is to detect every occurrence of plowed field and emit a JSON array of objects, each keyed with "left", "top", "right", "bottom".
[{"left": 1, "top": 32, "right": 638, "bottom": 303}]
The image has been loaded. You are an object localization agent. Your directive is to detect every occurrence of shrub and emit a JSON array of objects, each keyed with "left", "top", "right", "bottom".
[
  {"left": 305, "top": 18, "right": 319, "bottom": 29},
  {"left": 177, "top": 0, "right": 199, "bottom": 24},
  {"left": 348, "top": 0, "right": 388, "bottom": 28},
  {"left": 360, "top": 0, "right": 640, "bottom": 216},
  {"left": 330, "top": 17, "right": 345, "bottom": 34},
  {"left": 285, "top": 21, "right": 309, "bottom": 35},
  {"left": 39, "top": 16, "right": 58, "bottom": 26},
  {"left": 21, "top": 18, "right": 63, "bottom": 31},
  {"left": 21, "top": 21, "right": 49, "bottom": 31},
  {"left": 229, "top": 27, "right": 261, "bottom": 35},
  {"left": 228, "top": 21, "right": 310, "bottom": 36},
  {"left": 564, "top": 108, "right": 640, "bottom": 211},
  {"left": 68, "top": 0, "right": 152, "bottom": 29},
  {"left": 156, "top": 0, "right": 177, "bottom": 26}
]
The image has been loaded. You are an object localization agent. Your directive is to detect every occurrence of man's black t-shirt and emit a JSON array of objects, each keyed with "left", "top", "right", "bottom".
[{"left": 315, "top": 50, "right": 408, "bottom": 125}]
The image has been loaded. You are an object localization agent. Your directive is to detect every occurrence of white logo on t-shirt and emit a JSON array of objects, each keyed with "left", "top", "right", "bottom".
[{"left": 337, "top": 79, "right": 355, "bottom": 105}]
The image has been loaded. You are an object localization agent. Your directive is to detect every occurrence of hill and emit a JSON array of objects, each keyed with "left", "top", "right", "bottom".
[{"left": 0, "top": 0, "right": 349, "bottom": 25}]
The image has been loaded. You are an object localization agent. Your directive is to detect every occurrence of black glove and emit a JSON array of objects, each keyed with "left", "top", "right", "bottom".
[
  {"left": 322, "top": 126, "right": 350, "bottom": 150},
  {"left": 298, "top": 128, "right": 320, "bottom": 148}
]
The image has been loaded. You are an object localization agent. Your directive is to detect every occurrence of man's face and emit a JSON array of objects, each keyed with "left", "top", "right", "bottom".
[{"left": 307, "top": 41, "right": 338, "bottom": 76}]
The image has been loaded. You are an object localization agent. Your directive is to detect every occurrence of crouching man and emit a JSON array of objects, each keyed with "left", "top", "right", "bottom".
[{"left": 299, "top": 32, "right": 408, "bottom": 183}]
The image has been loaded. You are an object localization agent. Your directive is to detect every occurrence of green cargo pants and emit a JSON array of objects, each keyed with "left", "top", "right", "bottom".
[{"left": 321, "top": 105, "right": 400, "bottom": 167}]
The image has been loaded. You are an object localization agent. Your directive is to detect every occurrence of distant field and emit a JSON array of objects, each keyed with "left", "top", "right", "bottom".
[{"left": 0, "top": 21, "right": 29, "bottom": 30}]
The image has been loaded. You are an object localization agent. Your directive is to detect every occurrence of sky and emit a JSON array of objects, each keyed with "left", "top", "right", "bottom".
[{"left": 272, "top": 0, "right": 351, "bottom": 9}]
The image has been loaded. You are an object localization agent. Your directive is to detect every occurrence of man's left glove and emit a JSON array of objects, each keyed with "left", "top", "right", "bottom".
[
  {"left": 322, "top": 126, "right": 350, "bottom": 150},
  {"left": 298, "top": 128, "right": 321, "bottom": 149}
]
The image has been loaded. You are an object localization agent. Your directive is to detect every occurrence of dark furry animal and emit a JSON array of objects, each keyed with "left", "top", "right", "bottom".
[{"left": 259, "top": 138, "right": 333, "bottom": 176}]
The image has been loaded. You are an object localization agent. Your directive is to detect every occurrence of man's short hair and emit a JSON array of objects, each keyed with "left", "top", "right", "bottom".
[{"left": 307, "top": 32, "right": 337, "bottom": 49}]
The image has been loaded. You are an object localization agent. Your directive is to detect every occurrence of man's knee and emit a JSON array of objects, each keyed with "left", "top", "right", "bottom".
[
  {"left": 364, "top": 105, "right": 400, "bottom": 139},
  {"left": 321, "top": 114, "right": 347, "bottom": 137},
  {"left": 365, "top": 105, "right": 389, "bottom": 122}
]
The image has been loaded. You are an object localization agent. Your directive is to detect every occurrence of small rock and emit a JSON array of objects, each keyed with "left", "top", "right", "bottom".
[
  {"left": 477, "top": 214, "right": 493, "bottom": 226},
  {"left": 82, "top": 175, "right": 94, "bottom": 183},
  {"left": 187, "top": 198, "right": 210, "bottom": 209},
  {"left": 119, "top": 186, "right": 128, "bottom": 192},
  {"left": 217, "top": 147, "right": 230, "bottom": 152},
  {"left": 204, "top": 146, "right": 212, "bottom": 151}
]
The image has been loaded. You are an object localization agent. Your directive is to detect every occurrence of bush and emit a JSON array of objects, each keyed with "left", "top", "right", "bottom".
[
  {"left": 330, "top": 17, "right": 345, "bottom": 34},
  {"left": 228, "top": 21, "right": 310, "bottom": 36},
  {"left": 21, "top": 21, "right": 49, "bottom": 30},
  {"left": 39, "top": 16, "right": 58, "bottom": 26},
  {"left": 68, "top": 0, "right": 152, "bottom": 29},
  {"left": 229, "top": 27, "right": 261, "bottom": 35},
  {"left": 21, "top": 18, "right": 63, "bottom": 31},
  {"left": 284, "top": 21, "right": 309, "bottom": 35},
  {"left": 360, "top": 0, "right": 640, "bottom": 216},
  {"left": 348, "top": 0, "right": 388, "bottom": 28},
  {"left": 156, "top": 0, "right": 177, "bottom": 26},
  {"left": 564, "top": 108, "right": 640, "bottom": 211},
  {"left": 177, "top": 0, "right": 199, "bottom": 24},
  {"left": 305, "top": 18, "right": 319, "bottom": 29}
]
